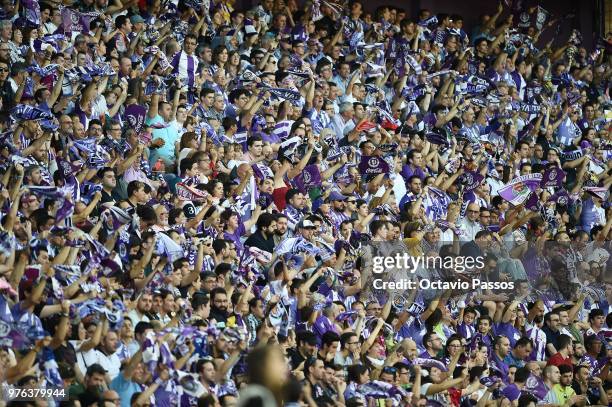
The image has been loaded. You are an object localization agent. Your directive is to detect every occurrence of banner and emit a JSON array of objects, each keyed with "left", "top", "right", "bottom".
[{"left": 498, "top": 174, "right": 543, "bottom": 206}]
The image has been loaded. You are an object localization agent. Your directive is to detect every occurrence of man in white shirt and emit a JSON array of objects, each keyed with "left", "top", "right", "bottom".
[
  {"left": 127, "top": 292, "right": 152, "bottom": 326},
  {"left": 459, "top": 202, "right": 483, "bottom": 243}
]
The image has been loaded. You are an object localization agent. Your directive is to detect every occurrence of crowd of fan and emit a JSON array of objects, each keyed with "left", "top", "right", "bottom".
[{"left": 0, "top": 0, "right": 611, "bottom": 405}]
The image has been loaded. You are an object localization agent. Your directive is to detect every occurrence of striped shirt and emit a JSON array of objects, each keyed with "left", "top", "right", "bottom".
[
  {"left": 556, "top": 117, "right": 581, "bottom": 146},
  {"left": 171, "top": 51, "right": 199, "bottom": 88}
]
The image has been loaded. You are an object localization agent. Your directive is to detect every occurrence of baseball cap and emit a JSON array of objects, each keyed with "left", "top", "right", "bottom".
[
  {"left": 326, "top": 191, "right": 347, "bottom": 202},
  {"left": 130, "top": 15, "right": 145, "bottom": 24},
  {"left": 297, "top": 219, "right": 317, "bottom": 229}
]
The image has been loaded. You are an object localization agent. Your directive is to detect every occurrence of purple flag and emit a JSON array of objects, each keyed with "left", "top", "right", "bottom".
[
  {"left": 498, "top": 174, "right": 543, "bottom": 206},
  {"left": 61, "top": 8, "right": 92, "bottom": 34},
  {"left": 294, "top": 164, "right": 322, "bottom": 193},
  {"left": 72, "top": 137, "right": 97, "bottom": 154},
  {"left": 358, "top": 156, "right": 389, "bottom": 176},
  {"left": 460, "top": 171, "right": 485, "bottom": 191},
  {"left": 124, "top": 104, "right": 147, "bottom": 134},
  {"left": 524, "top": 192, "right": 540, "bottom": 211},
  {"left": 541, "top": 167, "right": 565, "bottom": 188},
  {"left": 524, "top": 374, "right": 547, "bottom": 399},
  {"left": 11, "top": 104, "right": 54, "bottom": 122},
  {"left": 264, "top": 87, "right": 302, "bottom": 103},
  {"left": 21, "top": 0, "right": 41, "bottom": 26},
  {"left": 548, "top": 189, "right": 571, "bottom": 206},
  {"left": 251, "top": 163, "right": 274, "bottom": 180},
  {"left": 413, "top": 357, "right": 448, "bottom": 372}
]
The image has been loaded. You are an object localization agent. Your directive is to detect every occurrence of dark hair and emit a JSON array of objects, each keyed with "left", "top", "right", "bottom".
[
  {"left": 347, "top": 364, "right": 369, "bottom": 383},
  {"left": 322, "top": 331, "right": 340, "bottom": 347},
  {"left": 285, "top": 188, "right": 301, "bottom": 203},
  {"left": 134, "top": 321, "right": 153, "bottom": 337},
  {"left": 510, "top": 338, "right": 530, "bottom": 352},
  {"left": 256, "top": 212, "right": 276, "bottom": 229},
  {"left": 514, "top": 367, "right": 530, "bottom": 383},
  {"left": 340, "top": 332, "right": 358, "bottom": 349},
  {"left": 369, "top": 219, "right": 387, "bottom": 236},
  {"left": 127, "top": 180, "right": 145, "bottom": 198}
]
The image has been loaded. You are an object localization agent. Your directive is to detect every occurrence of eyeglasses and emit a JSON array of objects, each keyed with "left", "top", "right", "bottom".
[
  {"left": 382, "top": 367, "right": 397, "bottom": 374},
  {"left": 0, "top": 68, "right": 7, "bottom": 72}
]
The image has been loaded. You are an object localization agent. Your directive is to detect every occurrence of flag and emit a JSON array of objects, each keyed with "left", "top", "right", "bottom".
[
  {"left": 155, "top": 232, "right": 184, "bottom": 261},
  {"left": 355, "top": 121, "right": 378, "bottom": 132},
  {"left": 21, "top": 0, "right": 41, "bottom": 26},
  {"left": 176, "top": 182, "right": 208, "bottom": 201},
  {"left": 425, "top": 131, "right": 450, "bottom": 146},
  {"left": 61, "top": 8, "right": 93, "bottom": 34},
  {"left": 294, "top": 164, "right": 322, "bottom": 193},
  {"left": 27, "top": 64, "right": 59, "bottom": 77},
  {"left": 272, "top": 120, "right": 294, "bottom": 140},
  {"left": 541, "top": 167, "right": 565, "bottom": 188},
  {"left": 561, "top": 149, "right": 584, "bottom": 161},
  {"left": 251, "top": 163, "right": 274, "bottom": 180},
  {"left": 404, "top": 53, "right": 422, "bottom": 75},
  {"left": 102, "top": 206, "right": 132, "bottom": 231},
  {"left": 584, "top": 187, "right": 608, "bottom": 201},
  {"left": 10, "top": 104, "right": 54, "bottom": 122},
  {"left": 413, "top": 357, "right": 448, "bottom": 372},
  {"left": 460, "top": 171, "right": 485, "bottom": 191},
  {"left": 358, "top": 156, "right": 389, "bottom": 176},
  {"left": 124, "top": 104, "right": 147, "bottom": 134},
  {"left": 264, "top": 87, "right": 302, "bottom": 103},
  {"left": 72, "top": 137, "right": 97, "bottom": 154},
  {"left": 498, "top": 174, "right": 543, "bottom": 206}
]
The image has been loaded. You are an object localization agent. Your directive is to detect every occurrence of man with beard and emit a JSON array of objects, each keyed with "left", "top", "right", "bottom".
[
  {"left": 283, "top": 189, "right": 307, "bottom": 232},
  {"left": 327, "top": 191, "right": 349, "bottom": 230},
  {"left": 209, "top": 287, "right": 230, "bottom": 323},
  {"left": 70, "top": 363, "right": 107, "bottom": 405},
  {"left": 304, "top": 357, "right": 329, "bottom": 400},
  {"left": 551, "top": 365, "right": 586, "bottom": 406},
  {"left": 273, "top": 213, "right": 289, "bottom": 244},
  {"left": 197, "top": 359, "right": 219, "bottom": 397},
  {"left": 212, "top": 239, "right": 235, "bottom": 265},
  {"left": 128, "top": 292, "right": 153, "bottom": 325},
  {"left": 92, "top": 331, "right": 122, "bottom": 380},
  {"left": 420, "top": 331, "right": 443, "bottom": 359},
  {"left": 244, "top": 212, "right": 277, "bottom": 253}
]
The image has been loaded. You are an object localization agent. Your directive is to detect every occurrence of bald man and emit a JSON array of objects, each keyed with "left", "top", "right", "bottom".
[
  {"left": 459, "top": 202, "right": 483, "bottom": 242},
  {"left": 399, "top": 339, "right": 418, "bottom": 363}
]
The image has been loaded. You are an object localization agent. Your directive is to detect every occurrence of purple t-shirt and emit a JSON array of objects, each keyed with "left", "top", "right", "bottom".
[
  {"left": 494, "top": 322, "right": 522, "bottom": 348},
  {"left": 223, "top": 222, "right": 246, "bottom": 257},
  {"left": 400, "top": 164, "right": 426, "bottom": 184},
  {"left": 501, "top": 383, "right": 521, "bottom": 401}
]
